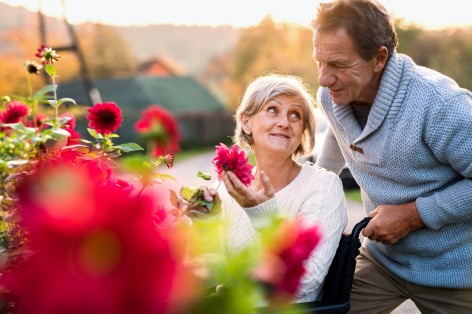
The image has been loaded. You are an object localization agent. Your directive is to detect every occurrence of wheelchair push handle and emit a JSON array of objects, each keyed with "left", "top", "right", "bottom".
[{"left": 350, "top": 217, "right": 372, "bottom": 239}]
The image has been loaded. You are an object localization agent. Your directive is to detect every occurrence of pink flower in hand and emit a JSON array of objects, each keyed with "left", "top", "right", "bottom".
[{"left": 211, "top": 143, "right": 254, "bottom": 187}]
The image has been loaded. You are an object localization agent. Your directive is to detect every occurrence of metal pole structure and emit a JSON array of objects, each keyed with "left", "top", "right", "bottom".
[{"left": 38, "top": 0, "right": 101, "bottom": 105}]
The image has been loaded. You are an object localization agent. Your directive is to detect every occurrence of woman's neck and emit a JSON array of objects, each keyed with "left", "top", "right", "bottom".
[{"left": 253, "top": 156, "right": 301, "bottom": 192}]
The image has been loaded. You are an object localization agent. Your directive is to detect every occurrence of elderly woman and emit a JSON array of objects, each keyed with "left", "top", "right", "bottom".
[{"left": 206, "top": 74, "right": 348, "bottom": 302}]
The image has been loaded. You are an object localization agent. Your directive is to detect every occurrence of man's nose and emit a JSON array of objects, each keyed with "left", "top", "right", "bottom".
[{"left": 318, "top": 66, "right": 336, "bottom": 87}]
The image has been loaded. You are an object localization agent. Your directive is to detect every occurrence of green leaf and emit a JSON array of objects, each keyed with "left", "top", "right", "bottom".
[
  {"left": 56, "top": 98, "right": 76, "bottom": 107},
  {"left": 197, "top": 170, "right": 212, "bottom": 181},
  {"left": 33, "top": 85, "right": 55, "bottom": 100},
  {"left": 142, "top": 161, "right": 152, "bottom": 170},
  {"left": 45, "top": 64, "right": 56, "bottom": 77},
  {"left": 48, "top": 99, "right": 58, "bottom": 109},
  {"left": 115, "top": 142, "right": 144, "bottom": 152},
  {"left": 180, "top": 186, "right": 198, "bottom": 201},
  {"left": 87, "top": 128, "right": 99, "bottom": 139},
  {"left": 51, "top": 128, "right": 71, "bottom": 137},
  {"left": 6, "top": 122, "right": 27, "bottom": 132},
  {"left": 154, "top": 173, "right": 176, "bottom": 182}
]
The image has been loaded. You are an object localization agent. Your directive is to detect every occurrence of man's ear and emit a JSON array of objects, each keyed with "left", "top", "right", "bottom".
[{"left": 373, "top": 46, "right": 389, "bottom": 73}]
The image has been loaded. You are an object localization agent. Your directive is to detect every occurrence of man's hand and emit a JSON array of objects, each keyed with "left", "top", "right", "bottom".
[
  {"left": 362, "top": 202, "right": 424, "bottom": 245},
  {"left": 222, "top": 170, "right": 275, "bottom": 208}
]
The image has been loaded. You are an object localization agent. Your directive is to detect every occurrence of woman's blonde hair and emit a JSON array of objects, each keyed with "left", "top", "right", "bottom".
[{"left": 233, "top": 73, "right": 316, "bottom": 157}]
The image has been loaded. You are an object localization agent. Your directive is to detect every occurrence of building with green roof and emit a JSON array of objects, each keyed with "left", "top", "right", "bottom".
[{"left": 57, "top": 75, "right": 234, "bottom": 148}]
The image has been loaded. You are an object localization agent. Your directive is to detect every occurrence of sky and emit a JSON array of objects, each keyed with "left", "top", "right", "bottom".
[{"left": 1, "top": 0, "right": 471, "bottom": 30}]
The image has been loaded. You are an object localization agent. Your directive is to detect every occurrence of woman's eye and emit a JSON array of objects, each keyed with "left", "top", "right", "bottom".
[
  {"left": 290, "top": 112, "right": 301, "bottom": 119},
  {"left": 267, "top": 107, "right": 277, "bottom": 114}
]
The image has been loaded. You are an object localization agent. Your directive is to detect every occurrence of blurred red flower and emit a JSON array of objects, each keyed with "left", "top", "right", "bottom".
[
  {"left": 135, "top": 105, "right": 181, "bottom": 157},
  {"left": 2, "top": 163, "right": 185, "bottom": 314},
  {"left": 0, "top": 100, "right": 29, "bottom": 124},
  {"left": 211, "top": 143, "right": 255, "bottom": 186},
  {"left": 87, "top": 102, "right": 123, "bottom": 135},
  {"left": 255, "top": 219, "right": 322, "bottom": 299},
  {"left": 24, "top": 113, "right": 47, "bottom": 129}
]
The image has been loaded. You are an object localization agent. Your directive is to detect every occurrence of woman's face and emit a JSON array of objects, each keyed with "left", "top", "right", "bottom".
[{"left": 243, "top": 94, "right": 305, "bottom": 158}]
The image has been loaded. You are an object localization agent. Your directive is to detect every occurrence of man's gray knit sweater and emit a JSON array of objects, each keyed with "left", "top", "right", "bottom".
[{"left": 316, "top": 52, "right": 472, "bottom": 288}]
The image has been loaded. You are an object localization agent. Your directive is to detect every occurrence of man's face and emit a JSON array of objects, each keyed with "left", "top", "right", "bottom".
[{"left": 313, "top": 27, "right": 385, "bottom": 106}]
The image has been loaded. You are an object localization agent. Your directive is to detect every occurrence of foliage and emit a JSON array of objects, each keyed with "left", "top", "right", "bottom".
[
  {"left": 224, "top": 17, "right": 317, "bottom": 110},
  {"left": 77, "top": 23, "right": 138, "bottom": 79}
]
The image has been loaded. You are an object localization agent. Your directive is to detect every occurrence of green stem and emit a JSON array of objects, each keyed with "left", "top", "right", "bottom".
[
  {"left": 27, "top": 74, "right": 33, "bottom": 97},
  {"left": 27, "top": 75, "right": 38, "bottom": 129},
  {"left": 52, "top": 76, "right": 58, "bottom": 120}
]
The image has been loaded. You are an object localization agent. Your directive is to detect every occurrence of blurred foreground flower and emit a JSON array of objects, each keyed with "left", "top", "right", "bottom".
[
  {"left": 212, "top": 143, "right": 255, "bottom": 186},
  {"left": 255, "top": 219, "right": 322, "bottom": 302},
  {"left": 1, "top": 163, "right": 189, "bottom": 314},
  {"left": 135, "top": 105, "right": 181, "bottom": 157}
]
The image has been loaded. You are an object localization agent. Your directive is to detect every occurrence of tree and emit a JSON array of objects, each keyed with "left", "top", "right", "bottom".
[
  {"left": 77, "top": 23, "right": 137, "bottom": 79},
  {"left": 224, "top": 16, "right": 318, "bottom": 110}
]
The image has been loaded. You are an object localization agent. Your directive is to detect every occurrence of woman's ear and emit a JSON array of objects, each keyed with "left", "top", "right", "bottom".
[{"left": 241, "top": 114, "right": 251, "bottom": 135}]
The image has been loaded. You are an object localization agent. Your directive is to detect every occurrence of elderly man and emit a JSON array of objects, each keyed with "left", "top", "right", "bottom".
[{"left": 311, "top": 0, "right": 472, "bottom": 313}]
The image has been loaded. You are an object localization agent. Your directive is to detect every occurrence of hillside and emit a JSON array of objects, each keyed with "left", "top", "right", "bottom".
[
  {"left": 0, "top": 2, "right": 239, "bottom": 74},
  {"left": 117, "top": 25, "right": 239, "bottom": 74}
]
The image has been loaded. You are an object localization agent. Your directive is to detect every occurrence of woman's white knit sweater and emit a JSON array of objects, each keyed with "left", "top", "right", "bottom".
[{"left": 218, "top": 162, "right": 348, "bottom": 302}]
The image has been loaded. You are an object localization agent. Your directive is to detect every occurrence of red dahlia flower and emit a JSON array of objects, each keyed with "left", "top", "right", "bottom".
[
  {"left": 135, "top": 105, "right": 181, "bottom": 157},
  {"left": 0, "top": 100, "right": 29, "bottom": 124},
  {"left": 211, "top": 143, "right": 255, "bottom": 186},
  {"left": 87, "top": 102, "right": 123, "bottom": 135}
]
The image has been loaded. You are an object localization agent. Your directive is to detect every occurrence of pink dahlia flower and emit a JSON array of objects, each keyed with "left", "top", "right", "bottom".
[{"left": 211, "top": 143, "right": 255, "bottom": 186}]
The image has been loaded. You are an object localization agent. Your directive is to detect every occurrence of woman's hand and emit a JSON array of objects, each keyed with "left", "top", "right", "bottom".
[
  {"left": 185, "top": 185, "right": 221, "bottom": 220},
  {"left": 222, "top": 170, "right": 275, "bottom": 208}
]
